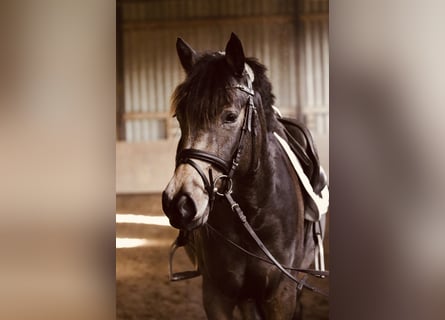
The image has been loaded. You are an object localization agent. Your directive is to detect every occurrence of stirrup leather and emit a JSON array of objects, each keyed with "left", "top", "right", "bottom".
[{"left": 313, "top": 220, "right": 326, "bottom": 278}]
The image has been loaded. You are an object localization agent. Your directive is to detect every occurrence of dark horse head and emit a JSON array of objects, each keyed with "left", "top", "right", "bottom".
[{"left": 162, "top": 33, "right": 279, "bottom": 230}]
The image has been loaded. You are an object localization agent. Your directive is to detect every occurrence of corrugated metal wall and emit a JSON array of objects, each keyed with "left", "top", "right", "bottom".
[
  {"left": 119, "top": 0, "right": 328, "bottom": 141},
  {"left": 299, "top": 0, "right": 329, "bottom": 134},
  {"left": 122, "top": 0, "right": 296, "bottom": 21}
]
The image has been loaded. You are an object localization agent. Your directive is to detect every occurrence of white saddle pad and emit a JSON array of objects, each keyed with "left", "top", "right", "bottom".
[{"left": 274, "top": 132, "right": 329, "bottom": 221}]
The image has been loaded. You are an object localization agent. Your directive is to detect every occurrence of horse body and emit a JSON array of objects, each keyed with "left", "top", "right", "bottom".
[
  {"left": 162, "top": 33, "right": 320, "bottom": 319},
  {"left": 195, "top": 138, "right": 307, "bottom": 319}
]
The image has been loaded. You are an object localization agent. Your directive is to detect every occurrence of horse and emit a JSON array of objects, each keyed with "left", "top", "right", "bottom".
[{"left": 162, "top": 33, "right": 326, "bottom": 319}]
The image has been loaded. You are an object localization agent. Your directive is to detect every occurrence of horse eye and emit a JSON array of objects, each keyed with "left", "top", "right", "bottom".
[{"left": 224, "top": 112, "right": 238, "bottom": 123}]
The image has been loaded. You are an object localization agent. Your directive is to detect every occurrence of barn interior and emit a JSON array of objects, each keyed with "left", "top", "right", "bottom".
[{"left": 116, "top": 0, "right": 329, "bottom": 319}]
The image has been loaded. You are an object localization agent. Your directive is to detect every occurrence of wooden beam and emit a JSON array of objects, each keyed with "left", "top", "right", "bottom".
[
  {"left": 123, "top": 111, "right": 171, "bottom": 120},
  {"left": 300, "top": 13, "right": 329, "bottom": 21},
  {"left": 123, "top": 15, "right": 296, "bottom": 31},
  {"left": 301, "top": 107, "right": 329, "bottom": 114}
]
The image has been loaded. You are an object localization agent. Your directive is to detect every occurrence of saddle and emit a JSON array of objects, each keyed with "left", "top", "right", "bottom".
[
  {"left": 276, "top": 114, "right": 328, "bottom": 273},
  {"left": 277, "top": 116, "right": 327, "bottom": 195}
]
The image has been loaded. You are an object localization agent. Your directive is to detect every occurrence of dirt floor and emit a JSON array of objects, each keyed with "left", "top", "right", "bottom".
[{"left": 116, "top": 194, "right": 329, "bottom": 319}]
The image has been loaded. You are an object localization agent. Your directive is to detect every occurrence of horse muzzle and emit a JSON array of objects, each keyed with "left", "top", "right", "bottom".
[{"left": 162, "top": 190, "right": 209, "bottom": 230}]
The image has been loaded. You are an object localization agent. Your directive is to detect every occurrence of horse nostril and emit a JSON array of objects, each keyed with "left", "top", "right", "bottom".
[
  {"left": 162, "top": 191, "right": 197, "bottom": 229},
  {"left": 176, "top": 194, "right": 196, "bottom": 222}
]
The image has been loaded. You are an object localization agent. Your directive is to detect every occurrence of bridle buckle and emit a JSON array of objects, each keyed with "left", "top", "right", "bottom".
[{"left": 213, "top": 175, "right": 233, "bottom": 196}]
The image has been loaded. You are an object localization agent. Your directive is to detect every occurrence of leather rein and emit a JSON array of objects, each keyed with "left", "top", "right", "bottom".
[{"left": 172, "top": 73, "right": 328, "bottom": 296}]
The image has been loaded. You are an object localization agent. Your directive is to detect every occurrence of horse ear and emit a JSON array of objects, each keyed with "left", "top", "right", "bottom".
[
  {"left": 225, "top": 33, "right": 245, "bottom": 77},
  {"left": 176, "top": 37, "right": 197, "bottom": 73}
]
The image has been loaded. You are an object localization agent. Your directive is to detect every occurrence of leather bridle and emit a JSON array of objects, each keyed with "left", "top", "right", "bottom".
[
  {"left": 175, "top": 76, "right": 257, "bottom": 210},
  {"left": 171, "top": 69, "right": 329, "bottom": 296}
]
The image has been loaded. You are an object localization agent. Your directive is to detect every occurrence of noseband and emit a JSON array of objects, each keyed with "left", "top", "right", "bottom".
[{"left": 175, "top": 76, "right": 257, "bottom": 210}]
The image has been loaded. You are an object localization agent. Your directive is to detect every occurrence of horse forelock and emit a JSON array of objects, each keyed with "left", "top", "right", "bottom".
[
  {"left": 172, "top": 54, "right": 276, "bottom": 131},
  {"left": 172, "top": 54, "right": 232, "bottom": 130}
]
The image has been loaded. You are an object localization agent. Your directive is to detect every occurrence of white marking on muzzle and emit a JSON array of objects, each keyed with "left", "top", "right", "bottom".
[{"left": 168, "top": 133, "right": 219, "bottom": 225}]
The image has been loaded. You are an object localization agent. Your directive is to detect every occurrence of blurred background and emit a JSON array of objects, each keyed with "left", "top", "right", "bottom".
[{"left": 2, "top": 0, "right": 444, "bottom": 319}]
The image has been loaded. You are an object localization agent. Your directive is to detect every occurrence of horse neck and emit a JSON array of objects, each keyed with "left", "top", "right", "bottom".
[{"left": 232, "top": 120, "right": 282, "bottom": 207}]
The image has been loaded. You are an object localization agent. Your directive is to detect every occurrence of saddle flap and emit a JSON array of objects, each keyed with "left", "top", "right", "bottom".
[{"left": 278, "top": 117, "right": 327, "bottom": 194}]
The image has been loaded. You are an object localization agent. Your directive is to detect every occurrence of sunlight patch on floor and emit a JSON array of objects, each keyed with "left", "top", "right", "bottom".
[
  {"left": 116, "top": 238, "right": 171, "bottom": 249},
  {"left": 116, "top": 214, "right": 170, "bottom": 226}
]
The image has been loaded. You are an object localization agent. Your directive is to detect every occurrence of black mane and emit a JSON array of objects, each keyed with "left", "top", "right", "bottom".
[{"left": 172, "top": 53, "right": 276, "bottom": 130}]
